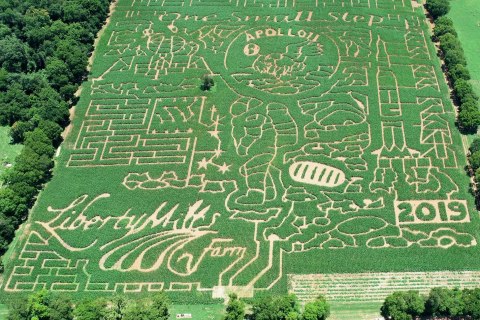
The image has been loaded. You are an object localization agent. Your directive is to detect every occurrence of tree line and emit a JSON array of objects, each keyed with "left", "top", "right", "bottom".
[
  {"left": 6, "top": 290, "right": 330, "bottom": 320},
  {"left": 425, "top": 1, "right": 480, "bottom": 207},
  {"left": 381, "top": 287, "right": 480, "bottom": 320},
  {"left": 426, "top": 0, "right": 480, "bottom": 133},
  {"left": 0, "top": 0, "right": 113, "bottom": 260},
  {"left": 8, "top": 287, "right": 480, "bottom": 320}
]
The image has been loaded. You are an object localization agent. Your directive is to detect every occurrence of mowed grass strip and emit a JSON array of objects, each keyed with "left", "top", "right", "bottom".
[
  {"left": 0, "top": 127, "right": 22, "bottom": 178},
  {"left": 449, "top": 0, "right": 480, "bottom": 95}
]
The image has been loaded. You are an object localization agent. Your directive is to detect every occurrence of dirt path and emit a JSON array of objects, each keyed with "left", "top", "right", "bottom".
[
  {"left": 88, "top": 0, "right": 118, "bottom": 71},
  {"left": 62, "top": 0, "right": 118, "bottom": 142}
]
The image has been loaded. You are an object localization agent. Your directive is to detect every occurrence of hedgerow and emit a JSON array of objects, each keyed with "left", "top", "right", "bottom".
[{"left": 0, "top": 0, "right": 113, "bottom": 258}]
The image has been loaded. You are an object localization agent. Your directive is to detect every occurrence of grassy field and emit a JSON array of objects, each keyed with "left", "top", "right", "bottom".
[
  {"left": 1, "top": 0, "right": 479, "bottom": 306},
  {"left": 0, "top": 126, "right": 22, "bottom": 178},
  {"left": 449, "top": 0, "right": 480, "bottom": 96},
  {"left": 0, "top": 304, "right": 7, "bottom": 320},
  {"left": 449, "top": 0, "right": 480, "bottom": 147}
]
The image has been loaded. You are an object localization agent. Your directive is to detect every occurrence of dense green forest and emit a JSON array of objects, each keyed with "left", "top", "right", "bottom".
[{"left": 0, "top": 0, "right": 112, "bottom": 260}]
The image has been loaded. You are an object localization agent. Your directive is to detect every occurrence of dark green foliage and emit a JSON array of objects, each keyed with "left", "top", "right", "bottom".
[
  {"left": 470, "top": 151, "right": 480, "bottom": 171},
  {"left": 73, "top": 299, "right": 108, "bottom": 320},
  {"left": 380, "top": 291, "right": 425, "bottom": 320},
  {"left": 458, "top": 107, "right": 480, "bottom": 134},
  {"left": 433, "top": 16, "right": 456, "bottom": 39},
  {"left": 248, "top": 294, "right": 301, "bottom": 320},
  {"left": 10, "top": 120, "right": 34, "bottom": 143},
  {"left": 448, "top": 64, "right": 470, "bottom": 83},
  {"left": 443, "top": 48, "right": 467, "bottom": 67},
  {"left": 430, "top": 12, "right": 480, "bottom": 135},
  {"left": 201, "top": 74, "right": 215, "bottom": 91},
  {"left": 7, "top": 291, "right": 171, "bottom": 320},
  {"left": 425, "top": 0, "right": 450, "bottom": 20},
  {"left": 7, "top": 289, "right": 74, "bottom": 320},
  {"left": 223, "top": 294, "right": 245, "bottom": 320},
  {"left": 301, "top": 296, "right": 330, "bottom": 320},
  {"left": 0, "top": 0, "right": 112, "bottom": 259},
  {"left": 438, "top": 33, "right": 461, "bottom": 52},
  {"left": 381, "top": 288, "right": 480, "bottom": 320},
  {"left": 454, "top": 79, "right": 478, "bottom": 103},
  {"left": 470, "top": 138, "right": 480, "bottom": 154},
  {"left": 463, "top": 288, "right": 480, "bottom": 319},
  {"left": 37, "top": 120, "right": 64, "bottom": 147},
  {"left": 121, "top": 294, "right": 169, "bottom": 320},
  {"left": 6, "top": 297, "right": 29, "bottom": 320},
  {"left": 0, "top": 36, "right": 33, "bottom": 72},
  {"left": 109, "top": 295, "right": 128, "bottom": 320},
  {"left": 45, "top": 57, "right": 73, "bottom": 90},
  {"left": 424, "top": 287, "right": 464, "bottom": 318}
]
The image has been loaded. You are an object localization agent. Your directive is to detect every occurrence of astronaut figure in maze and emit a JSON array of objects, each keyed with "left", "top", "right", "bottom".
[{"left": 230, "top": 98, "right": 298, "bottom": 208}]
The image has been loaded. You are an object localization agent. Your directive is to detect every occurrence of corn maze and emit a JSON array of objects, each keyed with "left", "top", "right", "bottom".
[{"left": 2, "top": 0, "right": 480, "bottom": 302}]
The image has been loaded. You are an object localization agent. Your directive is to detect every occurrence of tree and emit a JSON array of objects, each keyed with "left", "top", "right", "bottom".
[
  {"left": 444, "top": 49, "right": 467, "bottom": 67},
  {"left": 0, "top": 83, "right": 31, "bottom": 125},
  {"left": 470, "top": 138, "right": 480, "bottom": 155},
  {"left": 380, "top": 291, "right": 425, "bottom": 320},
  {"left": 248, "top": 294, "right": 301, "bottom": 320},
  {"left": 37, "top": 120, "right": 64, "bottom": 147},
  {"left": 8, "top": 289, "right": 74, "bottom": 320},
  {"left": 0, "top": 36, "right": 33, "bottom": 72},
  {"left": 424, "top": 287, "right": 464, "bottom": 318},
  {"left": 448, "top": 64, "right": 470, "bottom": 84},
  {"left": 223, "top": 293, "right": 245, "bottom": 320},
  {"left": 24, "top": 128, "right": 56, "bottom": 158},
  {"left": 107, "top": 295, "right": 128, "bottom": 320},
  {"left": 29, "top": 86, "right": 69, "bottom": 126},
  {"left": 201, "top": 74, "right": 214, "bottom": 91},
  {"left": 439, "top": 33, "right": 461, "bottom": 52},
  {"left": 463, "top": 288, "right": 480, "bottom": 319},
  {"left": 123, "top": 301, "right": 157, "bottom": 320},
  {"left": 23, "top": 8, "right": 52, "bottom": 48},
  {"left": 433, "top": 16, "right": 457, "bottom": 39},
  {"left": 7, "top": 297, "right": 29, "bottom": 320},
  {"left": 10, "top": 120, "right": 34, "bottom": 143},
  {"left": 45, "top": 58, "right": 73, "bottom": 90},
  {"left": 458, "top": 107, "right": 480, "bottom": 134},
  {"left": 470, "top": 151, "right": 480, "bottom": 171},
  {"left": 54, "top": 39, "right": 88, "bottom": 83},
  {"left": 302, "top": 295, "right": 330, "bottom": 320},
  {"left": 425, "top": 0, "right": 450, "bottom": 20},
  {"left": 149, "top": 292, "right": 170, "bottom": 320},
  {"left": 454, "top": 79, "right": 478, "bottom": 105},
  {"left": 74, "top": 299, "right": 108, "bottom": 320},
  {"left": 0, "top": 214, "right": 15, "bottom": 254}
]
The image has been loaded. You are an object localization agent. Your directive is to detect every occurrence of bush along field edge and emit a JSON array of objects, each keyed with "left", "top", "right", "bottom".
[
  {"left": 0, "top": 0, "right": 115, "bottom": 270},
  {"left": 5, "top": 287, "right": 480, "bottom": 320},
  {"left": 425, "top": 0, "right": 480, "bottom": 207}
]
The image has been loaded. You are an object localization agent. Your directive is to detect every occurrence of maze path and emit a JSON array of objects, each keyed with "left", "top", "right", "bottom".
[{"left": 2, "top": 0, "right": 478, "bottom": 300}]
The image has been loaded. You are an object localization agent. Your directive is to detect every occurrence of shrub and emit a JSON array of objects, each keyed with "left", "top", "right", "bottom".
[
  {"left": 454, "top": 79, "right": 478, "bottom": 104},
  {"left": 470, "top": 151, "right": 480, "bottom": 171},
  {"left": 448, "top": 64, "right": 471, "bottom": 84},
  {"left": 425, "top": 0, "right": 450, "bottom": 20},
  {"left": 433, "top": 16, "right": 457, "bottom": 39},
  {"left": 380, "top": 291, "right": 425, "bottom": 320},
  {"left": 470, "top": 138, "right": 480, "bottom": 154},
  {"left": 458, "top": 108, "right": 480, "bottom": 134}
]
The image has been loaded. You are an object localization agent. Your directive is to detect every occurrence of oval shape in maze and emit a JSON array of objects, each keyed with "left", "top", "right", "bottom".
[{"left": 289, "top": 161, "right": 346, "bottom": 188}]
